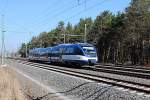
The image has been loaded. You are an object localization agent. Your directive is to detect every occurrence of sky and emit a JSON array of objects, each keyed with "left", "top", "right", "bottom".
[{"left": 0, "top": 0, "right": 131, "bottom": 52}]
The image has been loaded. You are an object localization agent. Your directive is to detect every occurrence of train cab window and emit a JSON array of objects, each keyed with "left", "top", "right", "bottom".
[
  {"left": 64, "top": 47, "right": 83, "bottom": 55},
  {"left": 82, "top": 46, "right": 97, "bottom": 57},
  {"left": 74, "top": 47, "right": 84, "bottom": 55}
]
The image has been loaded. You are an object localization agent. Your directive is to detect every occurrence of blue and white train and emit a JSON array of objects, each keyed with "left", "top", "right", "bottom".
[{"left": 28, "top": 43, "right": 98, "bottom": 66}]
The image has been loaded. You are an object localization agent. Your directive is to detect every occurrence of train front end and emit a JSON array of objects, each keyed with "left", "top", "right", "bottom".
[{"left": 79, "top": 43, "right": 98, "bottom": 66}]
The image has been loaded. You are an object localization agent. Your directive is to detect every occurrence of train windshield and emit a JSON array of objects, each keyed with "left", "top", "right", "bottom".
[{"left": 82, "top": 46, "right": 97, "bottom": 57}]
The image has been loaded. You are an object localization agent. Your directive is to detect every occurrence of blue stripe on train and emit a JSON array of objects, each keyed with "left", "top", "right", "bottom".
[
  {"left": 63, "top": 59, "right": 88, "bottom": 65},
  {"left": 63, "top": 59, "right": 97, "bottom": 65}
]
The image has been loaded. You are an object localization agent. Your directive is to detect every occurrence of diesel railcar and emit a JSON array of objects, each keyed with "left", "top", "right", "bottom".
[
  {"left": 28, "top": 43, "right": 98, "bottom": 66},
  {"left": 28, "top": 47, "right": 52, "bottom": 62}
]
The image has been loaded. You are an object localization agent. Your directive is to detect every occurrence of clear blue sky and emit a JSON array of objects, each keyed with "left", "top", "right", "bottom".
[{"left": 0, "top": 0, "right": 131, "bottom": 52}]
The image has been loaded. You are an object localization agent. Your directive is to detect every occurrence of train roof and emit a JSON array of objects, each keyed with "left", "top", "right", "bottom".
[
  {"left": 57, "top": 43, "right": 94, "bottom": 47},
  {"left": 77, "top": 43, "right": 94, "bottom": 47},
  {"left": 29, "top": 43, "right": 94, "bottom": 51},
  {"left": 29, "top": 47, "right": 52, "bottom": 51}
]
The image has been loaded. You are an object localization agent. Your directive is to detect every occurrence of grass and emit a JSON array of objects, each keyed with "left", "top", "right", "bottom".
[{"left": 0, "top": 66, "right": 27, "bottom": 100}]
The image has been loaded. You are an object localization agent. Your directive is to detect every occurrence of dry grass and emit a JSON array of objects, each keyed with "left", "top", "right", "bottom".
[{"left": 0, "top": 66, "right": 27, "bottom": 100}]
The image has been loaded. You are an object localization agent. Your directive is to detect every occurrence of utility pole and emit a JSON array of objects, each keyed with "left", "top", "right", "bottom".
[
  {"left": 64, "top": 33, "right": 66, "bottom": 44},
  {"left": 28, "top": 32, "right": 31, "bottom": 50},
  {"left": 25, "top": 43, "right": 28, "bottom": 57},
  {"left": 84, "top": 0, "right": 87, "bottom": 43},
  {"left": 84, "top": 24, "right": 87, "bottom": 43},
  {"left": 40, "top": 39, "right": 43, "bottom": 48},
  {"left": 25, "top": 32, "right": 32, "bottom": 58},
  {"left": 1, "top": 14, "right": 6, "bottom": 65},
  {"left": 61, "top": 27, "right": 66, "bottom": 44}
]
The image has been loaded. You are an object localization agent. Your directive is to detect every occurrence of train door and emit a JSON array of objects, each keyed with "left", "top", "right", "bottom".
[{"left": 59, "top": 47, "right": 66, "bottom": 63}]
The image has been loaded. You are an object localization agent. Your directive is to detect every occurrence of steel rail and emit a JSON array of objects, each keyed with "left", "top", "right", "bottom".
[{"left": 11, "top": 59, "right": 150, "bottom": 94}]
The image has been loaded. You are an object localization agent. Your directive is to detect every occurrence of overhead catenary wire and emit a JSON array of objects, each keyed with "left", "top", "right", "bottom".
[
  {"left": 6, "top": 17, "right": 32, "bottom": 33},
  {"left": 42, "top": 0, "right": 109, "bottom": 32},
  {"left": 63, "top": 0, "right": 108, "bottom": 22},
  {"left": 2, "top": 17, "right": 33, "bottom": 55},
  {"left": 0, "top": 16, "right": 32, "bottom": 35},
  {"left": 3, "top": 0, "right": 110, "bottom": 51},
  {"left": 39, "top": 0, "right": 109, "bottom": 44},
  {"left": 31, "top": 0, "right": 91, "bottom": 31},
  {"left": 28, "top": 0, "right": 74, "bottom": 30},
  {"left": 3, "top": 0, "right": 99, "bottom": 40},
  {"left": 28, "top": 0, "right": 62, "bottom": 25},
  {"left": 30, "top": 0, "right": 109, "bottom": 44},
  {"left": 5, "top": 17, "right": 33, "bottom": 44},
  {"left": 0, "top": 0, "right": 64, "bottom": 39},
  {"left": 4, "top": 0, "right": 76, "bottom": 36}
]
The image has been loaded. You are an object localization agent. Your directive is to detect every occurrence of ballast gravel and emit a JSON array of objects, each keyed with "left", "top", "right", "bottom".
[{"left": 6, "top": 59, "right": 150, "bottom": 100}]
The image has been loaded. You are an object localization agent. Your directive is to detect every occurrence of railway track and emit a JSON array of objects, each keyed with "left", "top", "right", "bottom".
[
  {"left": 10, "top": 58, "right": 150, "bottom": 95},
  {"left": 12, "top": 58, "right": 150, "bottom": 79},
  {"left": 93, "top": 66, "right": 150, "bottom": 79},
  {"left": 95, "top": 65, "right": 150, "bottom": 74},
  {"left": 12, "top": 58, "right": 150, "bottom": 80},
  {"left": 96, "top": 63, "right": 150, "bottom": 70}
]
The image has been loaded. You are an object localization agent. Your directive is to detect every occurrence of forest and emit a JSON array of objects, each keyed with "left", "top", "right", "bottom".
[{"left": 19, "top": 0, "right": 150, "bottom": 65}]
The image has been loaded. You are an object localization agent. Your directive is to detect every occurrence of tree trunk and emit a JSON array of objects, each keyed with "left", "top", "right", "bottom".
[{"left": 106, "top": 44, "right": 111, "bottom": 62}]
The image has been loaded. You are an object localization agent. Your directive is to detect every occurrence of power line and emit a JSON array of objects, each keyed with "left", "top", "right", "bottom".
[
  {"left": 5, "top": 17, "right": 33, "bottom": 44},
  {"left": 28, "top": 0, "right": 73, "bottom": 29},
  {"left": 42, "top": 0, "right": 108, "bottom": 32},
  {"left": 0, "top": 27, "right": 31, "bottom": 34},
  {"left": 28, "top": 0, "right": 62, "bottom": 25},
  {"left": 8, "top": 0, "right": 109, "bottom": 48},
  {"left": 60, "top": 0, "right": 108, "bottom": 43},
  {"left": 18, "top": 0, "right": 109, "bottom": 47},
  {"left": 6, "top": 17, "right": 32, "bottom": 33},
  {"left": 31, "top": 0, "right": 91, "bottom": 31},
  {"left": 64, "top": 0, "right": 108, "bottom": 22},
  {"left": 6, "top": 0, "right": 91, "bottom": 37},
  {"left": 31, "top": 0, "right": 109, "bottom": 45},
  {"left": 6, "top": 30, "right": 30, "bottom": 34},
  {"left": 84, "top": 0, "right": 87, "bottom": 43}
]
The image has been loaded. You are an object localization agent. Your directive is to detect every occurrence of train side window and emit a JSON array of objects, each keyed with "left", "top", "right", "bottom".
[
  {"left": 52, "top": 47, "right": 60, "bottom": 56},
  {"left": 65, "top": 48, "right": 70, "bottom": 55},
  {"left": 64, "top": 47, "right": 74, "bottom": 55},
  {"left": 47, "top": 49, "right": 52, "bottom": 56},
  {"left": 69, "top": 48, "right": 74, "bottom": 54},
  {"left": 63, "top": 47, "right": 67, "bottom": 55},
  {"left": 59, "top": 48, "right": 64, "bottom": 54}
]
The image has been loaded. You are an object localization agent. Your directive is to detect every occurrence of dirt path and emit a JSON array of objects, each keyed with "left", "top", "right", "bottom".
[
  {"left": 0, "top": 65, "right": 27, "bottom": 100},
  {"left": 0, "top": 65, "right": 60, "bottom": 100}
]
